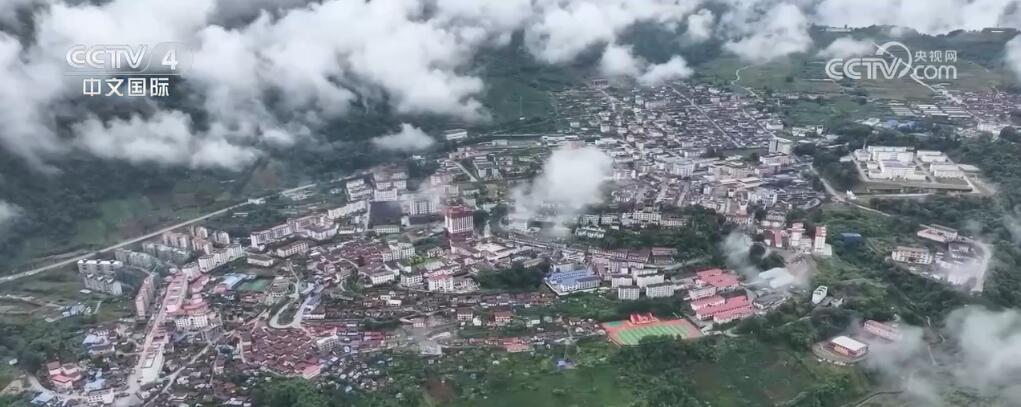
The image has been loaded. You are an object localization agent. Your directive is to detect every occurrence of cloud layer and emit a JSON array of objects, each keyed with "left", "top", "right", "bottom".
[
  {"left": 818, "top": 36, "right": 876, "bottom": 58},
  {"left": 863, "top": 307, "right": 1021, "bottom": 405},
  {"left": 0, "top": 201, "right": 20, "bottom": 228},
  {"left": 0, "top": 0, "right": 1017, "bottom": 173},
  {"left": 371, "top": 124, "right": 435, "bottom": 152},
  {"left": 510, "top": 145, "right": 613, "bottom": 230},
  {"left": 1007, "top": 37, "right": 1021, "bottom": 83}
]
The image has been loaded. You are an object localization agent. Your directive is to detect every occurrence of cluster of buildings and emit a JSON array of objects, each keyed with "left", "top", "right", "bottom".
[
  {"left": 691, "top": 294, "right": 753, "bottom": 324},
  {"left": 850, "top": 145, "right": 978, "bottom": 193},
  {"left": 158, "top": 226, "right": 247, "bottom": 276},
  {"left": 77, "top": 259, "right": 124, "bottom": 296},
  {"left": 239, "top": 328, "right": 324, "bottom": 379},
  {"left": 39, "top": 74, "right": 1009, "bottom": 406},
  {"left": 44, "top": 361, "right": 83, "bottom": 393},
  {"left": 763, "top": 222, "right": 832, "bottom": 257},
  {"left": 816, "top": 320, "right": 903, "bottom": 365},
  {"left": 490, "top": 84, "right": 822, "bottom": 237},
  {"left": 611, "top": 266, "right": 674, "bottom": 300},
  {"left": 875, "top": 89, "right": 1019, "bottom": 137},
  {"left": 30, "top": 324, "right": 149, "bottom": 405},
  {"left": 545, "top": 264, "right": 602, "bottom": 296},
  {"left": 892, "top": 225, "right": 988, "bottom": 290}
]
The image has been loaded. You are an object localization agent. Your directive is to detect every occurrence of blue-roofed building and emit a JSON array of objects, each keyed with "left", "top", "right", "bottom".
[
  {"left": 219, "top": 274, "right": 246, "bottom": 291},
  {"left": 83, "top": 377, "right": 106, "bottom": 392},
  {"left": 30, "top": 391, "right": 54, "bottom": 406},
  {"left": 545, "top": 265, "right": 601, "bottom": 296}
]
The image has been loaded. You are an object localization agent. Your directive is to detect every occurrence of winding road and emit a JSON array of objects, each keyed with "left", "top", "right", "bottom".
[{"left": 731, "top": 64, "right": 759, "bottom": 98}]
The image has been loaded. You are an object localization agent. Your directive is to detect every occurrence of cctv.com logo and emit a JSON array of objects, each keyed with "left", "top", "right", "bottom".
[{"left": 825, "top": 41, "right": 958, "bottom": 83}]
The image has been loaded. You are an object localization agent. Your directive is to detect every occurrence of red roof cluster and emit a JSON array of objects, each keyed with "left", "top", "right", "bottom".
[
  {"left": 690, "top": 295, "right": 726, "bottom": 310},
  {"left": 696, "top": 268, "right": 740, "bottom": 289},
  {"left": 694, "top": 295, "right": 753, "bottom": 322},
  {"left": 628, "top": 312, "right": 658, "bottom": 325},
  {"left": 242, "top": 327, "right": 321, "bottom": 377}
]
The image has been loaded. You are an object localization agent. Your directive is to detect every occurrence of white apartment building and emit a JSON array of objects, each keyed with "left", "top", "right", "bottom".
[
  {"left": 635, "top": 273, "right": 665, "bottom": 288},
  {"left": 444, "top": 206, "right": 474, "bottom": 235},
  {"left": 327, "top": 200, "right": 367, "bottom": 219},
  {"left": 645, "top": 282, "right": 676, "bottom": 298},
  {"left": 610, "top": 274, "right": 634, "bottom": 288},
  {"left": 892, "top": 246, "right": 933, "bottom": 265},
  {"left": 383, "top": 242, "right": 416, "bottom": 262},
  {"left": 365, "top": 270, "right": 397, "bottom": 286},
  {"left": 617, "top": 286, "right": 640, "bottom": 301},
  {"left": 929, "top": 163, "right": 964, "bottom": 179},
  {"left": 426, "top": 272, "right": 455, "bottom": 292},
  {"left": 373, "top": 188, "right": 400, "bottom": 202}
]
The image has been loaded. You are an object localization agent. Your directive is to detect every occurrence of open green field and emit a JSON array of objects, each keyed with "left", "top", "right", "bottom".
[
  {"left": 6, "top": 172, "right": 244, "bottom": 275},
  {"left": 687, "top": 339, "right": 868, "bottom": 406},
  {"left": 0, "top": 365, "right": 18, "bottom": 392},
  {"left": 94, "top": 298, "right": 135, "bottom": 323},
  {"left": 784, "top": 95, "right": 890, "bottom": 126},
  {"left": 409, "top": 336, "right": 869, "bottom": 407},
  {"left": 475, "top": 46, "right": 579, "bottom": 135},
  {"left": 69, "top": 195, "right": 202, "bottom": 249},
  {"left": 695, "top": 54, "right": 843, "bottom": 95},
  {"left": 444, "top": 365, "right": 633, "bottom": 407},
  {"left": 425, "top": 340, "right": 634, "bottom": 407},
  {"left": 238, "top": 278, "right": 271, "bottom": 292},
  {"left": 2, "top": 270, "right": 85, "bottom": 306},
  {"left": 695, "top": 48, "right": 1014, "bottom": 103}
]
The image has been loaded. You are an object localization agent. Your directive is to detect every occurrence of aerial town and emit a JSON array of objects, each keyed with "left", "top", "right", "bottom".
[
  {"left": 2, "top": 1, "right": 1021, "bottom": 406},
  {"left": 2, "top": 72, "right": 1000, "bottom": 406}
]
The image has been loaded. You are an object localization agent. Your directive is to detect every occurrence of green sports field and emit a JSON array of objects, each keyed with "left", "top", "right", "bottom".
[
  {"left": 237, "top": 278, "right": 270, "bottom": 292},
  {"left": 604, "top": 319, "right": 703, "bottom": 346}
]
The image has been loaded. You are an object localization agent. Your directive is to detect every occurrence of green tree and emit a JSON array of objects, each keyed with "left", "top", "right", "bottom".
[{"left": 253, "top": 378, "right": 327, "bottom": 407}]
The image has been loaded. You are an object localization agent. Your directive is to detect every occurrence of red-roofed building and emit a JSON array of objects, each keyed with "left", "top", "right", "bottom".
[
  {"left": 46, "top": 361, "right": 83, "bottom": 392},
  {"left": 711, "top": 305, "right": 755, "bottom": 323},
  {"left": 695, "top": 268, "right": 741, "bottom": 291},
  {"left": 695, "top": 296, "right": 753, "bottom": 323},
  {"left": 503, "top": 338, "right": 530, "bottom": 353},
  {"left": 863, "top": 320, "right": 901, "bottom": 342},
  {"left": 299, "top": 359, "right": 322, "bottom": 379},
  {"left": 690, "top": 295, "right": 726, "bottom": 311},
  {"left": 629, "top": 313, "right": 658, "bottom": 325}
]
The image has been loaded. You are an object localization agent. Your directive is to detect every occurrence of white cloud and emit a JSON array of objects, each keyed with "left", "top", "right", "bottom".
[
  {"left": 0, "top": 0, "right": 501, "bottom": 170},
  {"left": 371, "top": 123, "right": 435, "bottom": 152},
  {"left": 600, "top": 43, "right": 643, "bottom": 78},
  {"left": 524, "top": 0, "right": 702, "bottom": 63},
  {"left": 946, "top": 307, "right": 1021, "bottom": 392},
  {"left": 0, "top": 201, "right": 20, "bottom": 227},
  {"left": 599, "top": 42, "right": 692, "bottom": 86},
  {"left": 862, "top": 307, "right": 1021, "bottom": 404},
  {"left": 684, "top": 8, "right": 714, "bottom": 42},
  {"left": 818, "top": 36, "right": 876, "bottom": 58},
  {"left": 510, "top": 145, "right": 612, "bottom": 228},
  {"left": 0, "top": 0, "right": 715, "bottom": 172},
  {"left": 0, "top": 33, "right": 66, "bottom": 172},
  {"left": 812, "top": 0, "right": 1021, "bottom": 35},
  {"left": 722, "top": 2, "right": 813, "bottom": 63},
  {"left": 8, "top": 0, "right": 1017, "bottom": 174},
  {"left": 639, "top": 55, "right": 693, "bottom": 86},
  {"left": 1007, "top": 37, "right": 1021, "bottom": 83},
  {"left": 72, "top": 110, "right": 260, "bottom": 171}
]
